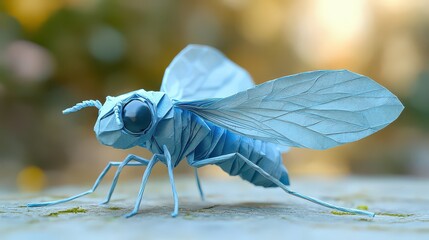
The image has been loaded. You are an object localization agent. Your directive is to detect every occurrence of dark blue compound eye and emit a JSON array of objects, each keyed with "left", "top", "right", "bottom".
[{"left": 122, "top": 100, "right": 152, "bottom": 134}]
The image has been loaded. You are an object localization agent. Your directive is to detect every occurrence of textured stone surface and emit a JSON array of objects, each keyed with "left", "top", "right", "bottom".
[{"left": 1, "top": 176, "right": 428, "bottom": 240}]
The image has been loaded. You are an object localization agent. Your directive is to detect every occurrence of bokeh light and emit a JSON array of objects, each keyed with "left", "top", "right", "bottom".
[
  {"left": 289, "top": 0, "right": 373, "bottom": 68},
  {"left": 3, "top": 40, "right": 54, "bottom": 82},
  {"left": 87, "top": 25, "right": 126, "bottom": 63},
  {"left": 3, "top": 0, "right": 62, "bottom": 32},
  {"left": 16, "top": 166, "right": 47, "bottom": 192},
  {"left": 0, "top": 0, "right": 428, "bottom": 190}
]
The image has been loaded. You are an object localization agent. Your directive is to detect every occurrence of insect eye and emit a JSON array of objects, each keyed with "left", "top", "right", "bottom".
[{"left": 122, "top": 100, "right": 152, "bottom": 134}]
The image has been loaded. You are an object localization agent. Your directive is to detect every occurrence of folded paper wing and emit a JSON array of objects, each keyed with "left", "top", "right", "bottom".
[
  {"left": 177, "top": 70, "right": 404, "bottom": 150},
  {"left": 161, "top": 44, "right": 254, "bottom": 101}
]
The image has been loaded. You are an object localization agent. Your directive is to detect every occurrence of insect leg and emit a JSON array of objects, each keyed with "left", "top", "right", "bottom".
[
  {"left": 27, "top": 161, "right": 141, "bottom": 207},
  {"left": 188, "top": 154, "right": 233, "bottom": 167},
  {"left": 187, "top": 153, "right": 205, "bottom": 201},
  {"left": 163, "top": 145, "right": 179, "bottom": 217},
  {"left": 191, "top": 153, "right": 375, "bottom": 217},
  {"left": 125, "top": 156, "right": 161, "bottom": 218},
  {"left": 233, "top": 153, "right": 375, "bottom": 217},
  {"left": 100, "top": 154, "right": 152, "bottom": 205},
  {"left": 194, "top": 168, "right": 205, "bottom": 201}
]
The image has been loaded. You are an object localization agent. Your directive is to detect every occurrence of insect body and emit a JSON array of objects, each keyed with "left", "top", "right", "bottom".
[{"left": 28, "top": 45, "right": 403, "bottom": 218}]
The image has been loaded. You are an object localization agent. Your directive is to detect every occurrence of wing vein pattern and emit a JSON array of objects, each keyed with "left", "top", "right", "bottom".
[{"left": 177, "top": 70, "right": 404, "bottom": 150}]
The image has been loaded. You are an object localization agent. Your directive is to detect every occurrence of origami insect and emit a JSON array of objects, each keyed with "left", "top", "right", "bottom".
[{"left": 28, "top": 45, "right": 403, "bottom": 218}]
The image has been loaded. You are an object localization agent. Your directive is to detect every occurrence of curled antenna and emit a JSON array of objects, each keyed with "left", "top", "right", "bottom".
[
  {"left": 63, "top": 100, "right": 102, "bottom": 114},
  {"left": 114, "top": 104, "right": 122, "bottom": 125}
]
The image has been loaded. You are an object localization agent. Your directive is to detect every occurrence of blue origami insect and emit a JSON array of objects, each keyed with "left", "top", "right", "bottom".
[{"left": 28, "top": 45, "right": 403, "bottom": 218}]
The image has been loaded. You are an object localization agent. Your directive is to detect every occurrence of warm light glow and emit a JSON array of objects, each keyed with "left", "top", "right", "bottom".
[
  {"left": 221, "top": 0, "right": 249, "bottom": 10},
  {"left": 380, "top": 35, "right": 422, "bottom": 96},
  {"left": 4, "top": 0, "right": 63, "bottom": 31},
  {"left": 286, "top": 149, "right": 350, "bottom": 177},
  {"left": 17, "top": 166, "right": 47, "bottom": 192},
  {"left": 375, "top": 0, "right": 418, "bottom": 16},
  {"left": 239, "top": 0, "right": 284, "bottom": 44},
  {"left": 289, "top": 0, "right": 372, "bottom": 68}
]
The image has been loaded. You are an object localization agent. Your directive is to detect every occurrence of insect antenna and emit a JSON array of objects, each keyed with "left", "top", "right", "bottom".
[{"left": 63, "top": 100, "right": 102, "bottom": 114}]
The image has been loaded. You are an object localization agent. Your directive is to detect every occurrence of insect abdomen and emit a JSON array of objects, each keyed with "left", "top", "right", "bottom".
[{"left": 193, "top": 122, "right": 290, "bottom": 187}]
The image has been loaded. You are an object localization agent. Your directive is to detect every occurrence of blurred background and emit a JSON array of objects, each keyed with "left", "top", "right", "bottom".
[{"left": 0, "top": 0, "right": 428, "bottom": 192}]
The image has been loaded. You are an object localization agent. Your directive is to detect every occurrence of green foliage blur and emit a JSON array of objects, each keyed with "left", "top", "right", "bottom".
[{"left": 0, "top": 0, "right": 428, "bottom": 188}]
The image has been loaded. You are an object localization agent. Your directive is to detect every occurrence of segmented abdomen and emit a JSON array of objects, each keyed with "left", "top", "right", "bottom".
[{"left": 193, "top": 121, "right": 290, "bottom": 187}]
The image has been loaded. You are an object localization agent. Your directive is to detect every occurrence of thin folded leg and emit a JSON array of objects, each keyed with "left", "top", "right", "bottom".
[
  {"left": 194, "top": 168, "right": 205, "bottom": 201},
  {"left": 27, "top": 161, "right": 144, "bottom": 207},
  {"left": 100, "top": 154, "right": 153, "bottom": 204},
  {"left": 163, "top": 145, "right": 179, "bottom": 217},
  {"left": 187, "top": 153, "right": 205, "bottom": 201},
  {"left": 125, "top": 156, "right": 160, "bottom": 218},
  {"left": 189, "top": 153, "right": 375, "bottom": 217}
]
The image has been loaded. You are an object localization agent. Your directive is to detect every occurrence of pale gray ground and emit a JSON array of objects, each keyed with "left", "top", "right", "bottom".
[{"left": 1, "top": 176, "right": 428, "bottom": 240}]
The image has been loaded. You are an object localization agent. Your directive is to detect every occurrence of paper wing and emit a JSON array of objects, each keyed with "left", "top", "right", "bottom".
[
  {"left": 177, "top": 70, "right": 404, "bottom": 150},
  {"left": 161, "top": 44, "right": 254, "bottom": 101}
]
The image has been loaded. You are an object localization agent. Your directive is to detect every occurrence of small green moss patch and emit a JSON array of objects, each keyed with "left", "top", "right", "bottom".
[
  {"left": 46, "top": 207, "right": 87, "bottom": 217},
  {"left": 107, "top": 207, "right": 122, "bottom": 211},
  {"left": 331, "top": 205, "right": 371, "bottom": 216},
  {"left": 331, "top": 205, "right": 412, "bottom": 218},
  {"left": 357, "top": 205, "right": 369, "bottom": 210},
  {"left": 377, "top": 212, "right": 413, "bottom": 217},
  {"left": 331, "top": 211, "right": 355, "bottom": 216}
]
